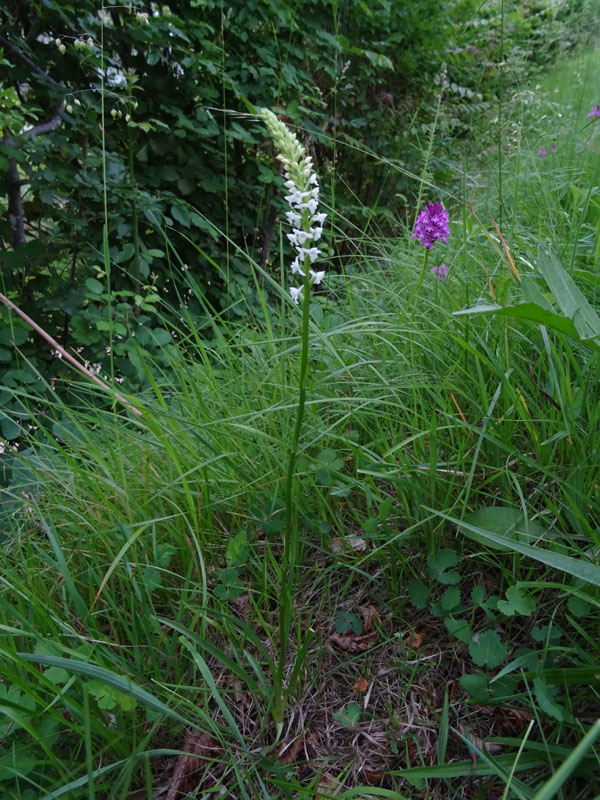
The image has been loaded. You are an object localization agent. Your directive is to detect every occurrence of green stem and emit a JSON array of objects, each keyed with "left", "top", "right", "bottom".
[
  {"left": 411, "top": 248, "right": 430, "bottom": 316},
  {"left": 274, "top": 262, "right": 312, "bottom": 732}
]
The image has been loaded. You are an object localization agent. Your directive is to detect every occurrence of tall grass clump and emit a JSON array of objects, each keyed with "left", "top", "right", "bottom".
[{"left": 2, "top": 38, "right": 600, "bottom": 800}]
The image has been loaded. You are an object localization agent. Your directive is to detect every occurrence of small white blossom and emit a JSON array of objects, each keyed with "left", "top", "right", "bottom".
[
  {"left": 310, "top": 269, "right": 325, "bottom": 284},
  {"left": 284, "top": 190, "right": 304, "bottom": 205},
  {"left": 285, "top": 211, "right": 302, "bottom": 226},
  {"left": 290, "top": 257, "right": 305, "bottom": 276},
  {"left": 289, "top": 286, "right": 302, "bottom": 304},
  {"left": 298, "top": 247, "right": 321, "bottom": 263},
  {"left": 310, "top": 226, "right": 323, "bottom": 241},
  {"left": 313, "top": 212, "right": 327, "bottom": 224}
]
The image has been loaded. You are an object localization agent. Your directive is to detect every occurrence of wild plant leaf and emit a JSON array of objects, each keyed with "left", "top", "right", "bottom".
[
  {"left": 440, "top": 586, "right": 461, "bottom": 612},
  {"left": 335, "top": 611, "right": 363, "bottom": 635},
  {"left": 497, "top": 585, "right": 536, "bottom": 617},
  {"left": 226, "top": 529, "right": 248, "bottom": 566},
  {"left": 453, "top": 302, "right": 600, "bottom": 350},
  {"left": 537, "top": 246, "right": 600, "bottom": 341},
  {"left": 460, "top": 673, "right": 490, "bottom": 700},
  {"left": 427, "top": 549, "right": 460, "bottom": 585},
  {"left": 408, "top": 579, "right": 429, "bottom": 609},
  {"left": 445, "top": 617, "right": 473, "bottom": 643},
  {"left": 17, "top": 653, "right": 191, "bottom": 725},
  {"left": 469, "top": 630, "right": 507, "bottom": 669},
  {"left": 471, "top": 585, "right": 486, "bottom": 606},
  {"left": 567, "top": 596, "right": 591, "bottom": 617},
  {"left": 333, "top": 701, "right": 361, "bottom": 728},
  {"left": 533, "top": 676, "right": 566, "bottom": 722}
]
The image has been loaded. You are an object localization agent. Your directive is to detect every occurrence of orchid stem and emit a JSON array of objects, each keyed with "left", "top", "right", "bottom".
[
  {"left": 411, "top": 248, "right": 430, "bottom": 317},
  {"left": 274, "top": 264, "right": 311, "bottom": 730}
]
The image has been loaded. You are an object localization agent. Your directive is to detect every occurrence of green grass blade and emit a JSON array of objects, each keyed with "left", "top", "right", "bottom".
[
  {"left": 531, "top": 719, "right": 600, "bottom": 800},
  {"left": 17, "top": 653, "right": 193, "bottom": 726}
]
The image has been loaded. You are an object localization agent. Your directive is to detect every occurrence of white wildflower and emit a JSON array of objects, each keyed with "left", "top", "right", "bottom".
[
  {"left": 297, "top": 246, "right": 320, "bottom": 263},
  {"left": 258, "top": 106, "right": 327, "bottom": 303},
  {"left": 290, "top": 257, "right": 305, "bottom": 276}
]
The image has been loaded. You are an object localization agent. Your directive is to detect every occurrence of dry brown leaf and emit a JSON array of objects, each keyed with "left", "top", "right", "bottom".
[
  {"left": 360, "top": 604, "right": 380, "bottom": 633},
  {"left": 363, "top": 769, "right": 386, "bottom": 786},
  {"left": 330, "top": 630, "right": 378, "bottom": 652},
  {"left": 352, "top": 676, "right": 369, "bottom": 693},
  {"left": 278, "top": 734, "right": 305, "bottom": 765},
  {"left": 330, "top": 604, "right": 380, "bottom": 652},
  {"left": 166, "top": 731, "right": 222, "bottom": 800},
  {"left": 457, "top": 724, "right": 503, "bottom": 757},
  {"left": 331, "top": 536, "right": 367, "bottom": 554},
  {"left": 404, "top": 631, "right": 423, "bottom": 650},
  {"left": 316, "top": 772, "right": 340, "bottom": 795}
]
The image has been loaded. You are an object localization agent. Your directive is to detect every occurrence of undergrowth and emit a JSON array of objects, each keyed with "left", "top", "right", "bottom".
[{"left": 2, "top": 38, "right": 600, "bottom": 800}]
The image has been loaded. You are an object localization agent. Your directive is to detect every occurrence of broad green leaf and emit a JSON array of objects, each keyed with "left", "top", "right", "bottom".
[
  {"left": 567, "top": 596, "right": 591, "bottom": 617},
  {"left": 460, "top": 672, "right": 490, "bottom": 700},
  {"left": 453, "top": 302, "right": 597, "bottom": 348},
  {"left": 533, "top": 677, "right": 565, "bottom": 722},
  {"left": 432, "top": 507, "right": 600, "bottom": 587},
  {"left": 85, "top": 277, "right": 104, "bottom": 294},
  {"left": 334, "top": 702, "right": 361, "bottom": 728},
  {"left": 427, "top": 548, "right": 460, "bottom": 585},
  {"left": 497, "top": 585, "right": 536, "bottom": 617},
  {"left": 538, "top": 246, "right": 600, "bottom": 342},
  {"left": 408, "top": 579, "right": 429, "bottom": 609},
  {"left": 469, "top": 630, "right": 507, "bottom": 669},
  {"left": 335, "top": 611, "right": 362, "bottom": 635},
  {"left": 440, "top": 586, "right": 461, "bottom": 612},
  {"left": 445, "top": 617, "right": 473, "bottom": 643},
  {"left": 171, "top": 203, "right": 191, "bottom": 227},
  {"left": 226, "top": 529, "right": 248, "bottom": 566}
]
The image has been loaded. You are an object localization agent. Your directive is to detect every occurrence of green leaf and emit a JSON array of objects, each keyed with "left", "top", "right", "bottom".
[
  {"left": 17, "top": 653, "right": 191, "bottom": 725},
  {"left": 453, "top": 302, "right": 599, "bottom": 350},
  {"left": 148, "top": 327, "right": 172, "bottom": 346},
  {"left": 433, "top": 507, "right": 600, "bottom": 587},
  {"left": 427, "top": 548, "right": 460, "bottom": 585},
  {"left": 335, "top": 611, "right": 362, "bottom": 635},
  {"left": 408, "top": 579, "right": 429, "bottom": 609},
  {"left": 88, "top": 680, "right": 137, "bottom": 711},
  {"left": 533, "top": 676, "right": 565, "bottom": 722},
  {"left": 538, "top": 246, "right": 600, "bottom": 341},
  {"left": 85, "top": 277, "right": 105, "bottom": 294},
  {"left": 0, "top": 415, "right": 20, "bottom": 440},
  {"left": 334, "top": 702, "right": 361, "bottom": 728},
  {"left": 567, "top": 596, "right": 591, "bottom": 617},
  {"left": 226, "top": 529, "right": 248, "bottom": 566},
  {"left": 440, "top": 586, "right": 461, "bottom": 612},
  {"left": 170, "top": 203, "right": 190, "bottom": 227},
  {"left": 459, "top": 506, "right": 550, "bottom": 550},
  {"left": 459, "top": 673, "right": 490, "bottom": 700},
  {"left": 0, "top": 324, "right": 29, "bottom": 346},
  {"left": 497, "top": 585, "right": 536, "bottom": 617},
  {"left": 471, "top": 585, "right": 486, "bottom": 605},
  {"left": 445, "top": 617, "right": 473, "bottom": 643},
  {"left": 469, "top": 630, "right": 507, "bottom": 669}
]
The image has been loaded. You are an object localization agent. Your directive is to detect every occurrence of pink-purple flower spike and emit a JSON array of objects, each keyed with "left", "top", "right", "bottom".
[
  {"left": 587, "top": 105, "right": 600, "bottom": 119},
  {"left": 412, "top": 202, "right": 450, "bottom": 249},
  {"left": 431, "top": 263, "right": 449, "bottom": 282}
]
